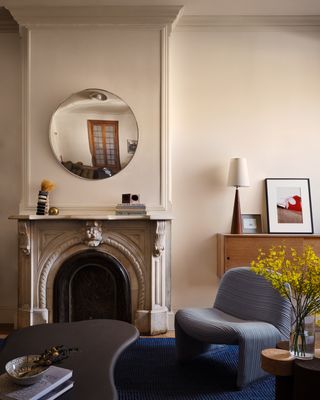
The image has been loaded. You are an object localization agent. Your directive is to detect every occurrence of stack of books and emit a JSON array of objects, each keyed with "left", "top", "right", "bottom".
[
  {"left": 115, "top": 203, "right": 146, "bottom": 215},
  {"left": 0, "top": 366, "right": 73, "bottom": 400}
]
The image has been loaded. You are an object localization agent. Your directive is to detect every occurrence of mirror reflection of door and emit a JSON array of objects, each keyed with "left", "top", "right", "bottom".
[{"left": 87, "top": 120, "right": 121, "bottom": 175}]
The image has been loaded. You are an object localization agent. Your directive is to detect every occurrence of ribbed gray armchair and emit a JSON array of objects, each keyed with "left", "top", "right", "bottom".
[{"left": 175, "top": 267, "right": 291, "bottom": 388}]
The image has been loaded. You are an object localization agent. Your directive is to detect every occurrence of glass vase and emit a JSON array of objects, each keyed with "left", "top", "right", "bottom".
[
  {"left": 290, "top": 315, "right": 315, "bottom": 359},
  {"left": 315, "top": 313, "right": 320, "bottom": 358}
]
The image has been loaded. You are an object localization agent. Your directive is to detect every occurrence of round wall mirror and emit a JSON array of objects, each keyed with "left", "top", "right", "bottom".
[{"left": 49, "top": 89, "right": 139, "bottom": 180}]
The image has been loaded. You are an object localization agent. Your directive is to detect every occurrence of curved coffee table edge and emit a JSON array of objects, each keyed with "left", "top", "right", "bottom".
[{"left": 109, "top": 325, "right": 140, "bottom": 399}]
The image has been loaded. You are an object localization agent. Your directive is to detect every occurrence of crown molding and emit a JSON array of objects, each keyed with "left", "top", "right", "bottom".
[
  {"left": 177, "top": 15, "right": 320, "bottom": 30},
  {"left": 0, "top": 7, "right": 19, "bottom": 32},
  {"left": 7, "top": 5, "right": 183, "bottom": 31}
]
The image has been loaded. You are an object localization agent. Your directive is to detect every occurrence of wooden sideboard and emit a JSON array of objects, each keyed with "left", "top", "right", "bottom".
[{"left": 217, "top": 234, "right": 320, "bottom": 277}]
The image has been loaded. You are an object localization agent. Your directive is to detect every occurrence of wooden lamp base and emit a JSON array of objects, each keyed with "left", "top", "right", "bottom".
[{"left": 231, "top": 187, "right": 242, "bottom": 234}]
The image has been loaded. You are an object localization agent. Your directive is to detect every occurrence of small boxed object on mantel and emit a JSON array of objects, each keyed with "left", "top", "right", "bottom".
[
  {"left": 115, "top": 203, "right": 146, "bottom": 215},
  {"left": 116, "top": 193, "right": 146, "bottom": 215}
]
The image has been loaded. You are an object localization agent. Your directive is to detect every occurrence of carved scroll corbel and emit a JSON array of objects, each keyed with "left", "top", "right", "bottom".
[
  {"left": 18, "top": 222, "right": 30, "bottom": 255},
  {"left": 153, "top": 221, "right": 166, "bottom": 257},
  {"left": 84, "top": 221, "right": 103, "bottom": 247}
]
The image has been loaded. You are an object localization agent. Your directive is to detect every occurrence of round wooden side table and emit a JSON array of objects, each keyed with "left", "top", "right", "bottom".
[
  {"left": 261, "top": 342, "right": 320, "bottom": 400},
  {"left": 261, "top": 348, "right": 294, "bottom": 400}
]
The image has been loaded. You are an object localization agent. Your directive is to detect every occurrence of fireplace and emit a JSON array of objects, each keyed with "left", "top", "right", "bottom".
[
  {"left": 53, "top": 251, "right": 131, "bottom": 323},
  {"left": 12, "top": 215, "right": 171, "bottom": 335}
]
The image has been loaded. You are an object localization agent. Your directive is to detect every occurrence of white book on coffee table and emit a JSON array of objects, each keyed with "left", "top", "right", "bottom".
[{"left": 0, "top": 366, "right": 73, "bottom": 400}]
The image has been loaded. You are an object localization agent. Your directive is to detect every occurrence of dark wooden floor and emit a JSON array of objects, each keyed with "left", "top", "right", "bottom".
[
  {"left": 0, "top": 323, "right": 174, "bottom": 339},
  {"left": 0, "top": 324, "right": 14, "bottom": 339}
]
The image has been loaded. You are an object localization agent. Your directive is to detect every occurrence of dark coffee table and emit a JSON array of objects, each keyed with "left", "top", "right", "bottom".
[{"left": 0, "top": 319, "right": 139, "bottom": 399}]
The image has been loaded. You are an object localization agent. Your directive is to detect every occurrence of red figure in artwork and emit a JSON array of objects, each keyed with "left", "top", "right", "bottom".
[
  {"left": 282, "top": 195, "right": 302, "bottom": 212},
  {"left": 277, "top": 195, "right": 302, "bottom": 212}
]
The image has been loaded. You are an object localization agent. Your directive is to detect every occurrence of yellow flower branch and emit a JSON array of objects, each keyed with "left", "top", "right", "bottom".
[{"left": 251, "top": 245, "right": 320, "bottom": 326}]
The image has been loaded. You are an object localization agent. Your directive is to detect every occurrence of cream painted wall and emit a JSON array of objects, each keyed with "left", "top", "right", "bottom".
[
  {"left": 0, "top": 33, "right": 20, "bottom": 322},
  {"left": 170, "top": 27, "right": 320, "bottom": 312},
  {"left": 23, "top": 27, "right": 161, "bottom": 213}
]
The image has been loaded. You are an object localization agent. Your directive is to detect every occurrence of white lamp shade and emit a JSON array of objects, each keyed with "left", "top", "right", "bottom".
[{"left": 227, "top": 158, "right": 250, "bottom": 187}]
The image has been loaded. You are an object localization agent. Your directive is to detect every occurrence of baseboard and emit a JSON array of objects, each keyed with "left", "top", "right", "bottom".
[{"left": 0, "top": 307, "right": 176, "bottom": 332}]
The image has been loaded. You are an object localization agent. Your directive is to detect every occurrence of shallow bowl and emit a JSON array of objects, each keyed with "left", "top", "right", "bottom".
[{"left": 5, "top": 355, "right": 48, "bottom": 386}]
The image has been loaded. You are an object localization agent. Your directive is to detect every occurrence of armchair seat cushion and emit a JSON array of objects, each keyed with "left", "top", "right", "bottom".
[{"left": 175, "top": 308, "right": 281, "bottom": 344}]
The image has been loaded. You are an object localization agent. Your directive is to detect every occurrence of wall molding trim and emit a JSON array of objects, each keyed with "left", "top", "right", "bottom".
[
  {"left": 20, "top": 27, "right": 31, "bottom": 215},
  {"left": 8, "top": 5, "right": 183, "bottom": 32},
  {"left": 12, "top": 5, "right": 181, "bottom": 215},
  {"left": 160, "top": 25, "right": 172, "bottom": 212},
  {"left": 0, "top": 7, "right": 19, "bottom": 32},
  {"left": 18, "top": 21, "right": 174, "bottom": 214},
  {"left": 177, "top": 15, "right": 320, "bottom": 31}
]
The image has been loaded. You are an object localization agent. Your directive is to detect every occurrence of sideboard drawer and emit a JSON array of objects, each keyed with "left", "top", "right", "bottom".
[{"left": 217, "top": 234, "right": 320, "bottom": 277}]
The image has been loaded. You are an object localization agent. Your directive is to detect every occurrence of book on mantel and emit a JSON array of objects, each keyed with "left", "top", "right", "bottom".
[
  {"left": 0, "top": 366, "right": 73, "bottom": 400},
  {"left": 115, "top": 203, "right": 147, "bottom": 215}
]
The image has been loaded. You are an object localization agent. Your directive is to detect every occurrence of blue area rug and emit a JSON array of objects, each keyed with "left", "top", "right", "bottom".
[{"left": 115, "top": 338, "right": 274, "bottom": 399}]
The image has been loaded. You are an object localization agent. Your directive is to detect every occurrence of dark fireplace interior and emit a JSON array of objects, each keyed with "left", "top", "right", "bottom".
[{"left": 53, "top": 251, "right": 131, "bottom": 323}]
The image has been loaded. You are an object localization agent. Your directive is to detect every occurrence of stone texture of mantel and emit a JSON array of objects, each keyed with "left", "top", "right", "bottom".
[{"left": 11, "top": 215, "right": 172, "bottom": 335}]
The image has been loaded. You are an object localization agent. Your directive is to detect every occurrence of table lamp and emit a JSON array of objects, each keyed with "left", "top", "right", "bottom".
[{"left": 227, "top": 157, "right": 250, "bottom": 234}]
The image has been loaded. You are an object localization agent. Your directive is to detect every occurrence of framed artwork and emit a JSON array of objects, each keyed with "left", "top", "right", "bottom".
[
  {"left": 265, "top": 178, "right": 313, "bottom": 234},
  {"left": 241, "top": 214, "right": 262, "bottom": 234}
]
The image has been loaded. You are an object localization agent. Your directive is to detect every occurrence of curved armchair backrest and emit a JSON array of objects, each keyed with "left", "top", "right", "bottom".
[{"left": 214, "top": 267, "right": 291, "bottom": 339}]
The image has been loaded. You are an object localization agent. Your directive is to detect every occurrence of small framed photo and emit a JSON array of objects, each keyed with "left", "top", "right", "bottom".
[
  {"left": 241, "top": 214, "right": 262, "bottom": 234},
  {"left": 265, "top": 178, "right": 313, "bottom": 234},
  {"left": 127, "top": 139, "right": 138, "bottom": 154}
]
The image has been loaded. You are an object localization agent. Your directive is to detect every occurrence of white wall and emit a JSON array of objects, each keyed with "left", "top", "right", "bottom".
[
  {"left": 0, "top": 33, "right": 21, "bottom": 322},
  {"left": 170, "top": 26, "right": 320, "bottom": 312}
]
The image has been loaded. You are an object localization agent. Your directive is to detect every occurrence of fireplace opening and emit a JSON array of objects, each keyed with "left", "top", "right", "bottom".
[{"left": 53, "top": 251, "right": 131, "bottom": 323}]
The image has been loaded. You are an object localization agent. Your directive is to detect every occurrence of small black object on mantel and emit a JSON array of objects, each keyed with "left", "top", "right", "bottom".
[{"left": 121, "top": 193, "right": 140, "bottom": 204}]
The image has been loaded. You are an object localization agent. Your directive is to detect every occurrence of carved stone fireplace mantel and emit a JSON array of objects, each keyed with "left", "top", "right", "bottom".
[{"left": 11, "top": 214, "right": 172, "bottom": 335}]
